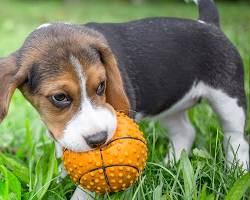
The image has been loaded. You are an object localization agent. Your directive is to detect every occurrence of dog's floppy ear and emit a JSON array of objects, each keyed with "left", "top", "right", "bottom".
[
  {"left": 95, "top": 43, "right": 130, "bottom": 116},
  {"left": 0, "top": 52, "right": 27, "bottom": 122}
]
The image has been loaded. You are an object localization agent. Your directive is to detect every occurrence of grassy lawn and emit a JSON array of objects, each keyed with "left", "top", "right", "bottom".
[{"left": 0, "top": 0, "right": 249, "bottom": 199}]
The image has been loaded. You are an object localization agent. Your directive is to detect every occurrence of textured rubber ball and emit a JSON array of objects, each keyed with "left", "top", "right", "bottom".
[{"left": 62, "top": 112, "right": 148, "bottom": 194}]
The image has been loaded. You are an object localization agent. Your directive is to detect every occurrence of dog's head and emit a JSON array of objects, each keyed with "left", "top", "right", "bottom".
[{"left": 0, "top": 23, "right": 130, "bottom": 152}]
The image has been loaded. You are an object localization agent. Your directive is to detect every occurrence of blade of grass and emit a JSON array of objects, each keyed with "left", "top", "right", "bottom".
[
  {"left": 148, "top": 162, "right": 185, "bottom": 195},
  {"left": 0, "top": 165, "right": 21, "bottom": 200},
  {"left": 6, "top": 167, "right": 21, "bottom": 200},
  {"left": 153, "top": 181, "right": 163, "bottom": 200},
  {"left": 180, "top": 150, "right": 197, "bottom": 200},
  {"left": 200, "top": 183, "right": 215, "bottom": 200},
  {"left": 131, "top": 175, "right": 146, "bottom": 200},
  {"left": 0, "top": 153, "right": 29, "bottom": 184},
  {"left": 29, "top": 145, "right": 56, "bottom": 200},
  {"left": 0, "top": 165, "right": 9, "bottom": 200},
  {"left": 225, "top": 172, "right": 250, "bottom": 200}
]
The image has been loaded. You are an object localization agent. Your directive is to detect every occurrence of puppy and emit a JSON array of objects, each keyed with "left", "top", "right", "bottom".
[{"left": 0, "top": 0, "right": 248, "bottom": 199}]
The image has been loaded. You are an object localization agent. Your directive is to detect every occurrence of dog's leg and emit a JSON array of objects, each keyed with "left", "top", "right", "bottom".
[
  {"left": 161, "top": 111, "right": 195, "bottom": 164},
  {"left": 70, "top": 187, "right": 94, "bottom": 200},
  {"left": 206, "top": 88, "right": 249, "bottom": 169}
]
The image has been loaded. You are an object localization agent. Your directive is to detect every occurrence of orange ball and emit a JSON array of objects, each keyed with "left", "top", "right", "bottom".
[{"left": 62, "top": 112, "right": 148, "bottom": 194}]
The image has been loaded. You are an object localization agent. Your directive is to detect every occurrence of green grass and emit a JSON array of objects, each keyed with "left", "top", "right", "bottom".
[{"left": 0, "top": 0, "right": 250, "bottom": 199}]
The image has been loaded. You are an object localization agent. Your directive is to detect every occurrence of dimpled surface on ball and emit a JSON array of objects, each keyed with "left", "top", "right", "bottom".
[{"left": 62, "top": 112, "right": 148, "bottom": 194}]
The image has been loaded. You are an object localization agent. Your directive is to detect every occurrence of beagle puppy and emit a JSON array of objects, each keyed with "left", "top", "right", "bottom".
[{"left": 0, "top": 0, "right": 249, "bottom": 199}]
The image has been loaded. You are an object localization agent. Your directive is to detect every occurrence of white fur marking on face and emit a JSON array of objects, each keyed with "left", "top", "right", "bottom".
[
  {"left": 69, "top": 55, "right": 87, "bottom": 99},
  {"left": 37, "top": 23, "right": 51, "bottom": 29},
  {"left": 58, "top": 55, "right": 117, "bottom": 152}
]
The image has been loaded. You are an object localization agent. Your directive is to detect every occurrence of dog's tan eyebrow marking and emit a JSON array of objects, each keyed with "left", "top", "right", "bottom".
[
  {"left": 69, "top": 55, "right": 87, "bottom": 101},
  {"left": 28, "top": 62, "right": 61, "bottom": 94}
]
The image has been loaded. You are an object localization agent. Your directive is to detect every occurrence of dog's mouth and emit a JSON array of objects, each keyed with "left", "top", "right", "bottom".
[{"left": 48, "top": 129, "right": 115, "bottom": 152}]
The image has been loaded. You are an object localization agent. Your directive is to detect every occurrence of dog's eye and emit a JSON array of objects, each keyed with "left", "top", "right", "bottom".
[
  {"left": 96, "top": 81, "right": 106, "bottom": 96},
  {"left": 50, "top": 93, "right": 72, "bottom": 108}
]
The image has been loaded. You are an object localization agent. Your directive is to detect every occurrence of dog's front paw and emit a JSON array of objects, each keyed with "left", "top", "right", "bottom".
[
  {"left": 164, "top": 147, "right": 178, "bottom": 165},
  {"left": 225, "top": 140, "right": 249, "bottom": 171},
  {"left": 70, "top": 187, "right": 94, "bottom": 200},
  {"left": 59, "top": 163, "right": 68, "bottom": 178}
]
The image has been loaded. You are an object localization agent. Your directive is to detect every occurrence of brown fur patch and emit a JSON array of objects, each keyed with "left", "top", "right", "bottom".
[
  {"left": 0, "top": 52, "right": 20, "bottom": 122},
  {"left": 1, "top": 23, "right": 130, "bottom": 140}
]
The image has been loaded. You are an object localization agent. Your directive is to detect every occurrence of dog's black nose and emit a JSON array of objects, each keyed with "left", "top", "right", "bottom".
[{"left": 85, "top": 131, "right": 108, "bottom": 148}]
